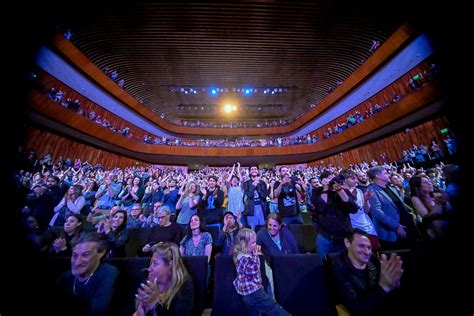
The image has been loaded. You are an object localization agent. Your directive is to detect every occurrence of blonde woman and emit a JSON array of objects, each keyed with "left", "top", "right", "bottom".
[
  {"left": 176, "top": 181, "right": 201, "bottom": 227},
  {"left": 134, "top": 242, "right": 194, "bottom": 316}
]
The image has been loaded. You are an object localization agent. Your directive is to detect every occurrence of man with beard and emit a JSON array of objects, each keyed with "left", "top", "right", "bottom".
[
  {"left": 56, "top": 232, "right": 119, "bottom": 316},
  {"left": 243, "top": 166, "right": 270, "bottom": 230},
  {"left": 273, "top": 166, "right": 304, "bottom": 224}
]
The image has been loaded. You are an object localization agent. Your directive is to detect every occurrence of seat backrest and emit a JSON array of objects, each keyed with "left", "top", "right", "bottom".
[
  {"left": 287, "top": 224, "right": 316, "bottom": 253},
  {"left": 301, "top": 211, "right": 312, "bottom": 224},
  {"left": 211, "top": 255, "right": 268, "bottom": 316},
  {"left": 270, "top": 254, "right": 337, "bottom": 316},
  {"left": 205, "top": 225, "right": 221, "bottom": 243},
  {"left": 106, "top": 257, "right": 150, "bottom": 316},
  {"left": 124, "top": 227, "right": 152, "bottom": 256},
  {"left": 182, "top": 256, "right": 208, "bottom": 316}
]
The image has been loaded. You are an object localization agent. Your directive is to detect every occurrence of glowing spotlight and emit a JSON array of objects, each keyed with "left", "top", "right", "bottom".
[
  {"left": 243, "top": 88, "right": 252, "bottom": 95},
  {"left": 232, "top": 105, "right": 237, "bottom": 111},
  {"left": 224, "top": 104, "right": 233, "bottom": 112}
]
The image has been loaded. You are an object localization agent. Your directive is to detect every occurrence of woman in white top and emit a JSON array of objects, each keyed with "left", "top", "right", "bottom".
[{"left": 50, "top": 184, "right": 86, "bottom": 227}]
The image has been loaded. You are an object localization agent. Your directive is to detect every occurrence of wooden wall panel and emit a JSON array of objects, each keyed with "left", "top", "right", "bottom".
[
  {"left": 308, "top": 117, "right": 450, "bottom": 168},
  {"left": 23, "top": 127, "right": 149, "bottom": 169}
]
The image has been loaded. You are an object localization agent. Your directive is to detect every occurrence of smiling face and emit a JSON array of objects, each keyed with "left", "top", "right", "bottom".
[
  {"left": 189, "top": 215, "right": 200, "bottom": 231},
  {"left": 420, "top": 176, "right": 434, "bottom": 193},
  {"left": 148, "top": 254, "right": 171, "bottom": 284},
  {"left": 267, "top": 218, "right": 281, "bottom": 237},
  {"left": 71, "top": 242, "right": 104, "bottom": 280},
  {"left": 345, "top": 234, "right": 372, "bottom": 269},
  {"left": 111, "top": 212, "right": 125, "bottom": 230}
]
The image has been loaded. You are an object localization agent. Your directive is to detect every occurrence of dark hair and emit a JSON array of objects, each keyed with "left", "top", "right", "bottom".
[
  {"left": 71, "top": 232, "right": 108, "bottom": 253},
  {"left": 113, "top": 210, "right": 128, "bottom": 231},
  {"left": 367, "top": 166, "right": 385, "bottom": 180},
  {"left": 345, "top": 228, "right": 370, "bottom": 242},
  {"left": 183, "top": 214, "right": 207, "bottom": 242},
  {"left": 266, "top": 213, "right": 283, "bottom": 226},
  {"left": 319, "top": 170, "right": 334, "bottom": 180}
]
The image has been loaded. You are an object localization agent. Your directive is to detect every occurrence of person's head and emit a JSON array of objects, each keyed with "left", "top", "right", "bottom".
[
  {"left": 319, "top": 170, "right": 335, "bottom": 187},
  {"left": 153, "top": 201, "right": 163, "bottom": 213},
  {"left": 344, "top": 228, "right": 372, "bottom": 269},
  {"left": 109, "top": 205, "right": 121, "bottom": 216},
  {"left": 409, "top": 175, "right": 434, "bottom": 197},
  {"left": 168, "top": 178, "right": 177, "bottom": 188},
  {"left": 71, "top": 232, "right": 108, "bottom": 280},
  {"left": 131, "top": 204, "right": 142, "bottom": 217},
  {"left": 188, "top": 214, "right": 206, "bottom": 234},
  {"left": 111, "top": 210, "right": 127, "bottom": 231},
  {"left": 266, "top": 213, "right": 283, "bottom": 237},
  {"left": 341, "top": 170, "right": 357, "bottom": 188},
  {"left": 64, "top": 214, "right": 83, "bottom": 235},
  {"left": 47, "top": 176, "right": 60, "bottom": 188},
  {"left": 309, "top": 177, "right": 320, "bottom": 189},
  {"left": 356, "top": 171, "right": 369, "bottom": 184},
  {"left": 249, "top": 165, "right": 259, "bottom": 177},
  {"left": 157, "top": 206, "right": 171, "bottom": 227},
  {"left": 185, "top": 181, "right": 198, "bottom": 195},
  {"left": 279, "top": 166, "right": 290, "bottom": 177},
  {"left": 223, "top": 211, "right": 237, "bottom": 229},
  {"left": 132, "top": 176, "right": 142, "bottom": 186},
  {"left": 230, "top": 175, "right": 239, "bottom": 186},
  {"left": 24, "top": 215, "right": 39, "bottom": 230},
  {"left": 367, "top": 166, "right": 390, "bottom": 187},
  {"left": 68, "top": 184, "right": 83, "bottom": 198},
  {"left": 147, "top": 242, "right": 189, "bottom": 309},
  {"left": 207, "top": 176, "right": 218, "bottom": 189},
  {"left": 390, "top": 173, "right": 404, "bottom": 188},
  {"left": 233, "top": 228, "right": 257, "bottom": 263}
]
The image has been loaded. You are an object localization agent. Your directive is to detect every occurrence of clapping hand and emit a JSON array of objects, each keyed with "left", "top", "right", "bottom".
[
  {"left": 135, "top": 278, "right": 160, "bottom": 315},
  {"left": 379, "top": 253, "right": 403, "bottom": 293},
  {"left": 253, "top": 244, "right": 262, "bottom": 256}
]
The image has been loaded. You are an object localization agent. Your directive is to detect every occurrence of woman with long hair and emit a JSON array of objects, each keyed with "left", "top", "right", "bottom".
[
  {"left": 50, "top": 184, "right": 86, "bottom": 226},
  {"left": 410, "top": 175, "right": 450, "bottom": 217},
  {"left": 102, "top": 209, "right": 129, "bottom": 257},
  {"left": 50, "top": 214, "right": 83, "bottom": 256},
  {"left": 176, "top": 181, "right": 201, "bottom": 227},
  {"left": 179, "top": 214, "right": 212, "bottom": 263},
  {"left": 134, "top": 242, "right": 194, "bottom": 316}
]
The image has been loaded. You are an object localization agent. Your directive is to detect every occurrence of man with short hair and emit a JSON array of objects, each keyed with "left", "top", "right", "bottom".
[
  {"left": 243, "top": 166, "right": 270, "bottom": 230},
  {"left": 140, "top": 205, "right": 184, "bottom": 255},
  {"left": 325, "top": 228, "right": 403, "bottom": 316},
  {"left": 367, "top": 166, "right": 419, "bottom": 250},
  {"left": 56, "top": 232, "right": 119, "bottom": 316},
  {"left": 273, "top": 166, "right": 304, "bottom": 224}
]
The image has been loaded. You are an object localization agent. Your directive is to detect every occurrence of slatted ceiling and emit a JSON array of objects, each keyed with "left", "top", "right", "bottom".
[{"left": 70, "top": 2, "right": 402, "bottom": 126}]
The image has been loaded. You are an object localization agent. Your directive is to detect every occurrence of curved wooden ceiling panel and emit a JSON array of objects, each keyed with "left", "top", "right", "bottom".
[{"left": 69, "top": 2, "right": 404, "bottom": 126}]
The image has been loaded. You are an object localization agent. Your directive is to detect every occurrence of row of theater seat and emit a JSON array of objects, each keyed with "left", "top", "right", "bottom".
[
  {"left": 46, "top": 254, "right": 337, "bottom": 316},
  {"left": 124, "top": 224, "right": 317, "bottom": 257}
]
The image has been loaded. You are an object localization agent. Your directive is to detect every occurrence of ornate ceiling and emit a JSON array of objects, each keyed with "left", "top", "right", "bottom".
[{"left": 67, "top": 1, "right": 404, "bottom": 125}]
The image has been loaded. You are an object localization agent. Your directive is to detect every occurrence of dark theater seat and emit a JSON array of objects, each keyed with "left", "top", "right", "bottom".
[
  {"left": 287, "top": 224, "right": 316, "bottom": 253},
  {"left": 124, "top": 227, "right": 152, "bottom": 256},
  {"left": 270, "top": 254, "right": 337, "bottom": 316},
  {"left": 211, "top": 255, "right": 268, "bottom": 316}
]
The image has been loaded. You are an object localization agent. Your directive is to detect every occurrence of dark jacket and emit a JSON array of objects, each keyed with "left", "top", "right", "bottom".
[
  {"left": 256, "top": 225, "right": 300, "bottom": 262},
  {"left": 243, "top": 179, "right": 269, "bottom": 217},
  {"left": 325, "top": 251, "right": 388, "bottom": 316},
  {"left": 310, "top": 187, "right": 358, "bottom": 247},
  {"left": 199, "top": 187, "right": 224, "bottom": 224},
  {"left": 56, "top": 263, "right": 120, "bottom": 316}
]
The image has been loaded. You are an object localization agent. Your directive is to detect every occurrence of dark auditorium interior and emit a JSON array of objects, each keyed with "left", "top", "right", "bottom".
[{"left": 4, "top": 1, "right": 469, "bottom": 315}]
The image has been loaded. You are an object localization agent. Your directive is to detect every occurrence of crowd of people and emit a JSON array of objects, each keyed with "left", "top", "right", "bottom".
[{"left": 12, "top": 141, "right": 461, "bottom": 315}]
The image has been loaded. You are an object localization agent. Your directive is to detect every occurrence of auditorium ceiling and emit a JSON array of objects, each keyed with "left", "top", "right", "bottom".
[{"left": 67, "top": 1, "right": 405, "bottom": 125}]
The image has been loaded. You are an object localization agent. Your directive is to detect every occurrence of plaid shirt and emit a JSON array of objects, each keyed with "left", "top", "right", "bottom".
[{"left": 233, "top": 254, "right": 263, "bottom": 295}]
